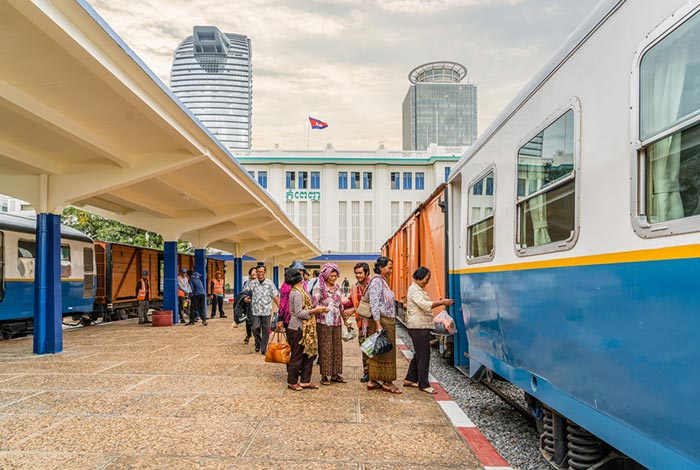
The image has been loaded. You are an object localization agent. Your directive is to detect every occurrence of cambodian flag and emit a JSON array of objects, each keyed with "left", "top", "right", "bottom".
[{"left": 309, "top": 116, "right": 328, "bottom": 129}]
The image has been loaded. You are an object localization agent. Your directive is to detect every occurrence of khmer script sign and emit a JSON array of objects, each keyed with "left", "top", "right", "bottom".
[{"left": 286, "top": 190, "right": 321, "bottom": 201}]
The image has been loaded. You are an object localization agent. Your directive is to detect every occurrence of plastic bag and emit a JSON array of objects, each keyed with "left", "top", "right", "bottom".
[
  {"left": 373, "top": 329, "right": 393, "bottom": 355},
  {"left": 433, "top": 311, "right": 456, "bottom": 335},
  {"left": 342, "top": 320, "right": 357, "bottom": 342},
  {"left": 360, "top": 332, "right": 380, "bottom": 357}
]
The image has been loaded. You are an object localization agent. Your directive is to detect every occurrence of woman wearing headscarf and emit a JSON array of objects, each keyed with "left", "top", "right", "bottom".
[
  {"left": 285, "top": 268, "right": 329, "bottom": 391},
  {"left": 366, "top": 256, "right": 401, "bottom": 394},
  {"left": 312, "top": 262, "right": 347, "bottom": 386}
]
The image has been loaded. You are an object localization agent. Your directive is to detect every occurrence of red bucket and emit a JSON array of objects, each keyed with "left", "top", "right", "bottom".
[{"left": 151, "top": 310, "right": 173, "bottom": 327}]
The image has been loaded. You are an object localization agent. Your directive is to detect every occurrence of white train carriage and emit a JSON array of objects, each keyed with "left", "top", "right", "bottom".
[{"left": 448, "top": 1, "right": 700, "bottom": 468}]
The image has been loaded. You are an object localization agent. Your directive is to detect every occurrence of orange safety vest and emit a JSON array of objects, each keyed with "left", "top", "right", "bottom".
[
  {"left": 137, "top": 279, "right": 148, "bottom": 301},
  {"left": 178, "top": 276, "right": 188, "bottom": 297},
  {"left": 212, "top": 279, "right": 224, "bottom": 295}
]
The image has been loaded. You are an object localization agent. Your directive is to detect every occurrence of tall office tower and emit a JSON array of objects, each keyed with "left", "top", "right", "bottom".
[
  {"left": 171, "top": 26, "right": 252, "bottom": 150},
  {"left": 402, "top": 61, "right": 477, "bottom": 151}
]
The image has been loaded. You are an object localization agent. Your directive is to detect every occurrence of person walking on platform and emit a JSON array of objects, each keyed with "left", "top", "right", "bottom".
[
  {"left": 307, "top": 269, "right": 320, "bottom": 295},
  {"left": 366, "top": 256, "right": 401, "bottom": 394},
  {"left": 312, "top": 263, "right": 347, "bottom": 386},
  {"left": 189, "top": 271, "right": 207, "bottom": 326},
  {"left": 342, "top": 277, "right": 350, "bottom": 296},
  {"left": 245, "top": 265, "right": 279, "bottom": 354},
  {"left": 404, "top": 266, "right": 454, "bottom": 394},
  {"left": 136, "top": 270, "right": 151, "bottom": 324},
  {"left": 177, "top": 268, "right": 191, "bottom": 324},
  {"left": 210, "top": 271, "right": 227, "bottom": 318},
  {"left": 242, "top": 267, "right": 257, "bottom": 343},
  {"left": 343, "top": 262, "right": 371, "bottom": 382},
  {"left": 285, "top": 268, "right": 329, "bottom": 391}
]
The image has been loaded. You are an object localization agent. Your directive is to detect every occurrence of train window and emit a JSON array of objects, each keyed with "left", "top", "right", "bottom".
[
  {"left": 635, "top": 8, "right": 700, "bottom": 237},
  {"left": 60, "top": 244, "right": 71, "bottom": 279},
  {"left": 467, "top": 168, "right": 495, "bottom": 263},
  {"left": 17, "top": 240, "right": 35, "bottom": 279},
  {"left": 83, "top": 247, "right": 94, "bottom": 273},
  {"left": 0, "top": 232, "right": 4, "bottom": 302},
  {"left": 516, "top": 108, "right": 577, "bottom": 255}
]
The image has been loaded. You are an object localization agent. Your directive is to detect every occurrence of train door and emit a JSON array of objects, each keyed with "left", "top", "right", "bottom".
[{"left": 449, "top": 173, "right": 469, "bottom": 370}]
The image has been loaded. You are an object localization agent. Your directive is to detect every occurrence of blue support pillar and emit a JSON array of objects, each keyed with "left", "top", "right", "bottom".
[
  {"left": 163, "top": 241, "right": 178, "bottom": 324},
  {"left": 195, "top": 249, "right": 207, "bottom": 296},
  {"left": 273, "top": 265, "right": 279, "bottom": 288},
  {"left": 34, "top": 213, "right": 62, "bottom": 354},
  {"left": 234, "top": 257, "right": 242, "bottom": 295}
]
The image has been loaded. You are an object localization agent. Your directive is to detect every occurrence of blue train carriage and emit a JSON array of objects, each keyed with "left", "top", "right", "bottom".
[
  {"left": 447, "top": 1, "right": 700, "bottom": 469},
  {"left": 0, "top": 213, "right": 95, "bottom": 339}
]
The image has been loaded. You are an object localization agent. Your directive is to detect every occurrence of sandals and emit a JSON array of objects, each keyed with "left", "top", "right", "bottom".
[
  {"left": 367, "top": 381, "right": 383, "bottom": 391},
  {"left": 381, "top": 383, "right": 402, "bottom": 395},
  {"left": 300, "top": 383, "right": 319, "bottom": 389},
  {"left": 287, "top": 383, "right": 303, "bottom": 391},
  {"left": 330, "top": 375, "right": 347, "bottom": 383},
  {"left": 320, "top": 377, "right": 331, "bottom": 386},
  {"left": 403, "top": 380, "right": 419, "bottom": 388},
  {"left": 420, "top": 387, "right": 437, "bottom": 394}
]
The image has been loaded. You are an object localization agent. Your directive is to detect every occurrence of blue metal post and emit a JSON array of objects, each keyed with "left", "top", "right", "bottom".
[
  {"left": 234, "top": 257, "right": 242, "bottom": 295},
  {"left": 273, "top": 265, "right": 279, "bottom": 288},
  {"left": 163, "top": 241, "right": 178, "bottom": 324},
  {"left": 195, "top": 249, "right": 207, "bottom": 296},
  {"left": 34, "top": 213, "right": 62, "bottom": 354}
]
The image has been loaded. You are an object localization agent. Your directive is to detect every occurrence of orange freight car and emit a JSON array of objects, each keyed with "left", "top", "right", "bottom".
[{"left": 382, "top": 184, "right": 447, "bottom": 322}]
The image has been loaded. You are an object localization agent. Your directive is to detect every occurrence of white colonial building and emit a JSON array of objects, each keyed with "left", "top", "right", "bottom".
[{"left": 233, "top": 143, "right": 465, "bottom": 259}]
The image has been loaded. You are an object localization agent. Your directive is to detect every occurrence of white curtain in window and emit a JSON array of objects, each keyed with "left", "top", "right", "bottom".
[
  {"left": 528, "top": 194, "right": 552, "bottom": 246},
  {"left": 642, "top": 28, "right": 691, "bottom": 221}
]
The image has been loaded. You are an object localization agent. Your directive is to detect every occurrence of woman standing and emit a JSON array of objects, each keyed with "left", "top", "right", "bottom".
[
  {"left": 312, "top": 263, "right": 347, "bottom": 386},
  {"left": 403, "top": 266, "right": 454, "bottom": 394},
  {"left": 366, "top": 256, "right": 401, "bottom": 394},
  {"left": 286, "top": 268, "right": 328, "bottom": 391}
]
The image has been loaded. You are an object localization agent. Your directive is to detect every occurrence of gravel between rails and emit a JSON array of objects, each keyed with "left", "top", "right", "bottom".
[{"left": 396, "top": 324, "right": 550, "bottom": 470}]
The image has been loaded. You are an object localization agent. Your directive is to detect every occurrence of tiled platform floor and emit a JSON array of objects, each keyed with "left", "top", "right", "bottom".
[{"left": 0, "top": 307, "right": 483, "bottom": 469}]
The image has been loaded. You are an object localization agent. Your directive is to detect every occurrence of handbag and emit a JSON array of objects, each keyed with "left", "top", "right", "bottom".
[
  {"left": 373, "top": 329, "right": 393, "bottom": 355},
  {"left": 264, "top": 331, "right": 291, "bottom": 364},
  {"left": 356, "top": 296, "right": 372, "bottom": 318}
]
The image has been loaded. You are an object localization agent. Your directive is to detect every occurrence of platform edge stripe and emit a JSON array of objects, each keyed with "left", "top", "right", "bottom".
[
  {"left": 395, "top": 338, "right": 405, "bottom": 346},
  {"left": 428, "top": 373, "right": 437, "bottom": 382},
  {"left": 457, "top": 427, "right": 511, "bottom": 467},
  {"left": 438, "top": 400, "right": 475, "bottom": 427}
]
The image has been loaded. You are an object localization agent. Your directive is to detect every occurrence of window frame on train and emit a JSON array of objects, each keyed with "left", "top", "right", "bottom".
[
  {"left": 514, "top": 98, "right": 581, "bottom": 257},
  {"left": 631, "top": 3, "right": 700, "bottom": 238},
  {"left": 466, "top": 164, "right": 496, "bottom": 264}
]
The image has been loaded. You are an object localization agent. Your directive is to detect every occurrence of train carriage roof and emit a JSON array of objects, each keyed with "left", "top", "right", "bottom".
[{"left": 0, "top": 213, "right": 92, "bottom": 243}]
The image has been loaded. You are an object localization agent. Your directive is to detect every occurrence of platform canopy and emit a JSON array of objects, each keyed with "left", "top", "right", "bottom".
[{"left": 0, "top": 0, "right": 318, "bottom": 264}]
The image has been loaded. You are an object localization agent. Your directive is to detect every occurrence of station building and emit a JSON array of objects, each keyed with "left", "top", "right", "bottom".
[{"left": 231, "top": 143, "right": 465, "bottom": 277}]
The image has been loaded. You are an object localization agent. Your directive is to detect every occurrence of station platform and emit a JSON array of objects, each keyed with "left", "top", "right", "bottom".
[{"left": 0, "top": 309, "right": 486, "bottom": 470}]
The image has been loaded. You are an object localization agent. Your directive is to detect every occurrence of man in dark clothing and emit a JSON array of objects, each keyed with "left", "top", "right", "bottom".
[
  {"left": 189, "top": 271, "right": 207, "bottom": 326},
  {"left": 136, "top": 270, "right": 151, "bottom": 324}
]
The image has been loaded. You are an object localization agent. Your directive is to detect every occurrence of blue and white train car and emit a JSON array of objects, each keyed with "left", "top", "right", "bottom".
[
  {"left": 0, "top": 213, "right": 95, "bottom": 338},
  {"left": 448, "top": 0, "right": 700, "bottom": 468}
]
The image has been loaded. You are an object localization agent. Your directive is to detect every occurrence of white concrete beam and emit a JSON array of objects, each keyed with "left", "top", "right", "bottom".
[
  {"left": 0, "top": 140, "right": 63, "bottom": 174},
  {"left": 0, "top": 79, "right": 134, "bottom": 168},
  {"left": 240, "top": 236, "right": 289, "bottom": 254}
]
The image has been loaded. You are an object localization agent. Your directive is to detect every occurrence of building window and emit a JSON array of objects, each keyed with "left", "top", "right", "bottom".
[
  {"left": 403, "top": 201, "right": 412, "bottom": 220},
  {"left": 258, "top": 171, "right": 268, "bottom": 189},
  {"left": 467, "top": 170, "right": 495, "bottom": 262},
  {"left": 351, "top": 201, "right": 360, "bottom": 252},
  {"left": 248, "top": 170, "right": 255, "bottom": 178},
  {"left": 445, "top": 167, "right": 452, "bottom": 182},
  {"left": 286, "top": 201, "right": 295, "bottom": 223},
  {"left": 311, "top": 171, "right": 320, "bottom": 189},
  {"left": 391, "top": 172, "right": 400, "bottom": 190},
  {"left": 516, "top": 109, "right": 576, "bottom": 253},
  {"left": 339, "top": 202, "right": 348, "bottom": 251},
  {"left": 415, "top": 172, "right": 425, "bottom": 190},
  {"left": 636, "top": 9, "right": 700, "bottom": 236},
  {"left": 364, "top": 201, "right": 373, "bottom": 252},
  {"left": 403, "top": 172, "right": 412, "bottom": 190},
  {"left": 286, "top": 171, "right": 295, "bottom": 189},
  {"left": 391, "top": 202, "right": 400, "bottom": 233},
  {"left": 351, "top": 172, "right": 361, "bottom": 190},
  {"left": 338, "top": 172, "right": 348, "bottom": 190},
  {"left": 312, "top": 201, "right": 321, "bottom": 246},
  {"left": 298, "top": 171, "right": 308, "bottom": 189},
  {"left": 299, "top": 201, "right": 308, "bottom": 235},
  {"left": 363, "top": 172, "right": 373, "bottom": 190}
]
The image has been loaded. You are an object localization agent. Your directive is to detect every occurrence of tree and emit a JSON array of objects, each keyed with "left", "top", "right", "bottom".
[{"left": 61, "top": 207, "right": 194, "bottom": 253}]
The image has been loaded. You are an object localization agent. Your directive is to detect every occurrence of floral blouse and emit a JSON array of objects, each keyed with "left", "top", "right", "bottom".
[
  {"left": 367, "top": 275, "right": 395, "bottom": 321},
  {"left": 312, "top": 282, "right": 344, "bottom": 327}
]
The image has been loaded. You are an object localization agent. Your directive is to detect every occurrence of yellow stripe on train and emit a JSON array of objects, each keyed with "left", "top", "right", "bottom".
[{"left": 450, "top": 245, "right": 700, "bottom": 275}]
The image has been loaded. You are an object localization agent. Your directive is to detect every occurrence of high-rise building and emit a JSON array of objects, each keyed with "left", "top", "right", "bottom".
[
  {"left": 402, "top": 61, "right": 477, "bottom": 151},
  {"left": 171, "top": 26, "right": 252, "bottom": 150}
]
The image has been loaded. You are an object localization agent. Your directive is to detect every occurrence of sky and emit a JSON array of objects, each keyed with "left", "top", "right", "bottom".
[{"left": 87, "top": 0, "right": 600, "bottom": 151}]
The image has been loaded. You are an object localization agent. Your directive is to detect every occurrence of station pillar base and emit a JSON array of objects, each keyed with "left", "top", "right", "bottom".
[{"left": 33, "top": 213, "right": 62, "bottom": 355}]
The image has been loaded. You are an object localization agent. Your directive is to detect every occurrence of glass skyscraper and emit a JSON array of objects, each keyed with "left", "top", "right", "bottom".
[
  {"left": 171, "top": 26, "right": 252, "bottom": 150},
  {"left": 402, "top": 61, "right": 477, "bottom": 151}
]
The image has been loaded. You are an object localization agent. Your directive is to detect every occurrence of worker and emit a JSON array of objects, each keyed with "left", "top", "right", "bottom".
[
  {"left": 136, "top": 270, "right": 151, "bottom": 325},
  {"left": 177, "top": 268, "right": 192, "bottom": 324},
  {"left": 210, "top": 271, "right": 227, "bottom": 318}
]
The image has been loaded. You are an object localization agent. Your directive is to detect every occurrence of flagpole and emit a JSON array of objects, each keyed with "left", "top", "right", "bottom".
[{"left": 307, "top": 115, "right": 310, "bottom": 151}]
